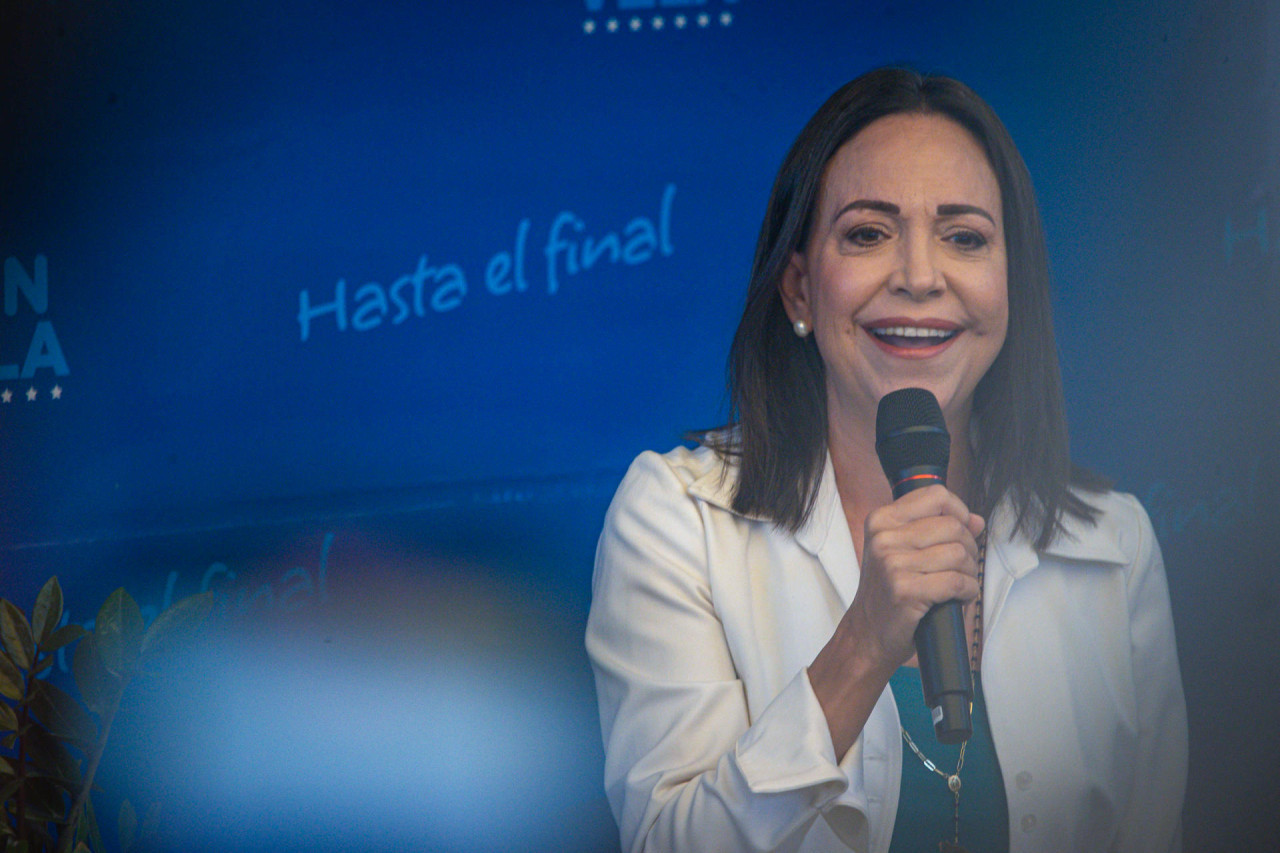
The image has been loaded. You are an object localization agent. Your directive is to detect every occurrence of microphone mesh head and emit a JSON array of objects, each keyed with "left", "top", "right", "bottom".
[
  {"left": 875, "top": 388, "right": 950, "bottom": 485},
  {"left": 876, "top": 388, "right": 946, "bottom": 437}
]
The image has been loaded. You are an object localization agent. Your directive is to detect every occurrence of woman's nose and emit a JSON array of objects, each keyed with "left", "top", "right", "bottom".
[{"left": 891, "top": 231, "right": 945, "bottom": 299}]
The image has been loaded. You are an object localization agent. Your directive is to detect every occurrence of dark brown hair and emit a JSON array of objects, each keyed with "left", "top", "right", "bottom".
[{"left": 701, "top": 67, "right": 1106, "bottom": 549}]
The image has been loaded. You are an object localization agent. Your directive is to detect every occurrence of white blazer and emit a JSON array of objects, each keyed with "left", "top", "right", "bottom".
[{"left": 586, "top": 444, "right": 1187, "bottom": 853}]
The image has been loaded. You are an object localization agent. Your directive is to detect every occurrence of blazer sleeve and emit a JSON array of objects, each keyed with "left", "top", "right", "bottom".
[
  {"left": 1112, "top": 494, "right": 1188, "bottom": 853},
  {"left": 585, "top": 451, "right": 854, "bottom": 853}
]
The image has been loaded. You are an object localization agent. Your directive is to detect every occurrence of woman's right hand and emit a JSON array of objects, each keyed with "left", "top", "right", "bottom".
[{"left": 807, "top": 484, "right": 984, "bottom": 758}]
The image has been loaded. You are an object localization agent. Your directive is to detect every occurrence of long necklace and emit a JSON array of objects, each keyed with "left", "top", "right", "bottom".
[{"left": 898, "top": 532, "right": 987, "bottom": 853}]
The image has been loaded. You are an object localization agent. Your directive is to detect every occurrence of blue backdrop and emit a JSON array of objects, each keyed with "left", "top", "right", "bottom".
[{"left": 3, "top": 0, "right": 1277, "bottom": 849}]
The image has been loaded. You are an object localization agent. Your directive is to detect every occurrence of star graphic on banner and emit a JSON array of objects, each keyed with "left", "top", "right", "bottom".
[
  {"left": 583, "top": 19, "right": 596, "bottom": 34},
  {"left": 1, "top": 389, "right": 11, "bottom": 403},
  {"left": 652, "top": 15, "right": 664, "bottom": 30},
  {"left": 674, "top": 14, "right": 687, "bottom": 28},
  {"left": 697, "top": 13, "right": 710, "bottom": 27},
  {"left": 51, "top": 385, "right": 63, "bottom": 400},
  {"left": 720, "top": 11, "right": 733, "bottom": 25},
  {"left": 606, "top": 17, "right": 619, "bottom": 32},
  {"left": 629, "top": 16, "right": 641, "bottom": 31},
  {"left": 26, "top": 387, "right": 37, "bottom": 402}
]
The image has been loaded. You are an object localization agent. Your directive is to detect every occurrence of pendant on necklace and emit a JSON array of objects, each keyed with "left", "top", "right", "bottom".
[
  {"left": 938, "top": 843, "right": 970, "bottom": 853},
  {"left": 947, "top": 774, "right": 961, "bottom": 793}
]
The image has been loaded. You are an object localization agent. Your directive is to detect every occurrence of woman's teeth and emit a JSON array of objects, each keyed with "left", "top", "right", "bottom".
[{"left": 871, "top": 326, "right": 958, "bottom": 347}]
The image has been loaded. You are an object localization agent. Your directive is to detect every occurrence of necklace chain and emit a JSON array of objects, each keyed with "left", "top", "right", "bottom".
[{"left": 898, "top": 531, "right": 986, "bottom": 853}]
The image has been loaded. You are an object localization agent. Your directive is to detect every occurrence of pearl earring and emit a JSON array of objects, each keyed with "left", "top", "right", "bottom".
[{"left": 793, "top": 320, "right": 810, "bottom": 338}]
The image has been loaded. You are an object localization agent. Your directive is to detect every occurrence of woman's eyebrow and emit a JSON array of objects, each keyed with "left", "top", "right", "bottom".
[
  {"left": 830, "top": 200, "right": 996, "bottom": 226},
  {"left": 937, "top": 203, "right": 996, "bottom": 225},
  {"left": 831, "top": 199, "right": 899, "bottom": 223}
]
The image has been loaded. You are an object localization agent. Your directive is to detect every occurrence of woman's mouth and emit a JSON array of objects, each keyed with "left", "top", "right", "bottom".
[{"left": 863, "top": 322, "right": 961, "bottom": 356}]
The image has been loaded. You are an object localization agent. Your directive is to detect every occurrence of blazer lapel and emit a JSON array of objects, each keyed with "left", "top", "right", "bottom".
[
  {"left": 983, "top": 494, "right": 1131, "bottom": 641},
  {"left": 795, "top": 454, "right": 861, "bottom": 608},
  {"left": 983, "top": 501, "right": 1039, "bottom": 643},
  {"left": 688, "top": 452, "right": 860, "bottom": 608}
]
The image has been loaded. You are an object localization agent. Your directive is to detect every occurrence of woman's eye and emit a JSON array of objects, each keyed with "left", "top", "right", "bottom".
[
  {"left": 845, "top": 226, "right": 887, "bottom": 246},
  {"left": 946, "top": 230, "right": 988, "bottom": 250}
]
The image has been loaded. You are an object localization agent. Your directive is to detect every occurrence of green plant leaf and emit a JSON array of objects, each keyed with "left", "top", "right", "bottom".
[
  {"left": 29, "top": 680, "right": 96, "bottom": 748},
  {"left": 22, "top": 806, "right": 68, "bottom": 826},
  {"left": 25, "top": 767, "right": 78, "bottom": 796},
  {"left": 32, "top": 656, "right": 56, "bottom": 676},
  {"left": 140, "top": 591, "right": 215, "bottom": 657},
  {"left": 72, "top": 795, "right": 91, "bottom": 847},
  {"left": 0, "top": 776, "right": 23, "bottom": 808},
  {"left": 93, "top": 589, "right": 143, "bottom": 679},
  {"left": 31, "top": 579, "right": 63, "bottom": 648},
  {"left": 0, "top": 700, "right": 17, "bottom": 733},
  {"left": 24, "top": 724, "right": 82, "bottom": 791},
  {"left": 83, "top": 791, "right": 106, "bottom": 853},
  {"left": 118, "top": 799, "right": 137, "bottom": 853},
  {"left": 71, "top": 634, "right": 119, "bottom": 717},
  {"left": 24, "top": 776, "right": 70, "bottom": 823},
  {"left": 41, "top": 624, "right": 87, "bottom": 655},
  {"left": 0, "top": 652, "right": 22, "bottom": 702},
  {"left": 0, "top": 601, "right": 35, "bottom": 671}
]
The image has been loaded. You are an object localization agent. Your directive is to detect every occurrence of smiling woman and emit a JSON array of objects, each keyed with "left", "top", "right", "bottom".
[
  {"left": 778, "top": 112, "right": 1009, "bottom": 443},
  {"left": 586, "top": 67, "right": 1187, "bottom": 853}
]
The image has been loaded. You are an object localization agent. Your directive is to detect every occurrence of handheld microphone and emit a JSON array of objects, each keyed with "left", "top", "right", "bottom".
[{"left": 875, "top": 387, "right": 973, "bottom": 744}]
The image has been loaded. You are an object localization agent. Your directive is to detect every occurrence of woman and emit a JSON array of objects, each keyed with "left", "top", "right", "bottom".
[{"left": 586, "top": 68, "right": 1187, "bottom": 853}]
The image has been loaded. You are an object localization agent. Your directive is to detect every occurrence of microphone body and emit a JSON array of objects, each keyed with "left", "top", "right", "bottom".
[{"left": 875, "top": 388, "right": 973, "bottom": 744}]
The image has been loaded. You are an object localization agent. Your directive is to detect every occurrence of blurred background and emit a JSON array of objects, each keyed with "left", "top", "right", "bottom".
[{"left": 2, "top": 0, "right": 1276, "bottom": 849}]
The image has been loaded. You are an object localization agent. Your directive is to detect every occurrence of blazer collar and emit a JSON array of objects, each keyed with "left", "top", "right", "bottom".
[
  {"left": 688, "top": 452, "right": 844, "bottom": 544},
  {"left": 688, "top": 452, "right": 861, "bottom": 606},
  {"left": 987, "top": 495, "right": 1129, "bottom": 577},
  {"left": 983, "top": 492, "right": 1129, "bottom": 640},
  {"left": 794, "top": 455, "right": 860, "bottom": 605},
  {"left": 686, "top": 453, "right": 741, "bottom": 514}
]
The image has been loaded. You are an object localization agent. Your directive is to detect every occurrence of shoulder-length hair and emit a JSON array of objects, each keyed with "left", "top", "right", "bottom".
[{"left": 702, "top": 66, "right": 1106, "bottom": 550}]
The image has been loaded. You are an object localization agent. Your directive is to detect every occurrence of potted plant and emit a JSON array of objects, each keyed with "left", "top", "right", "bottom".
[{"left": 1, "top": 578, "right": 212, "bottom": 853}]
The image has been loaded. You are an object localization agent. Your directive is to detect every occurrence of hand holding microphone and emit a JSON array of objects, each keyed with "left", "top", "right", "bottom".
[
  {"left": 874, "top": 387, "right": 982, "bottom": 743},
  {"left": 808, "top": 388, "right": 984, "bottom": 755}
]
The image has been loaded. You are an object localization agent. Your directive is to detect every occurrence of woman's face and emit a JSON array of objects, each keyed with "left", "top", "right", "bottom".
[{"left": 780, "top": 112, "right": 1009, "bottom": 431}]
